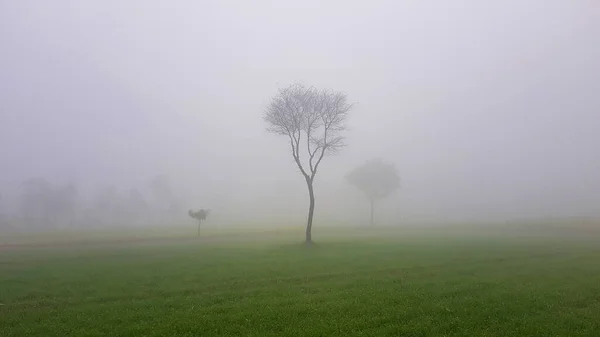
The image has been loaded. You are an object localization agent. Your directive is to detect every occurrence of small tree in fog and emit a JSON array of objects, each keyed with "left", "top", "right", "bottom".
[
  {"left": 264, "top": 82, "right": 354, "bottom": 245},
  {"left": 346, "top": 159, "right": 400, "bottom": 226},
  {"left": 188, "top": 209, "right": 210, "bottom": 236}
]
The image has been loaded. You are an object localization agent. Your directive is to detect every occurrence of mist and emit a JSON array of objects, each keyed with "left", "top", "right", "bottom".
[{"left": 1, "top": 0, "right": 599, "bottom": 232}]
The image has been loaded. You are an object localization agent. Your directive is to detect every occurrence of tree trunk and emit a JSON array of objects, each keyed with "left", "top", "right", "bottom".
[
  {"left": 370, "top": 199, "right": 375, "bottom": 226},
  {"left": 305, "top": 179, "right": 315, "bottom": 245},
  {"left": 197, "top": 219, "right": 202, "bottom": 237}
]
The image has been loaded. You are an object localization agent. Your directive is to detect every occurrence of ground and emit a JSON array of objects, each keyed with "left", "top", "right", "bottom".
[{"left": 0, "top": 225, "right": 599, "bottom": 336}]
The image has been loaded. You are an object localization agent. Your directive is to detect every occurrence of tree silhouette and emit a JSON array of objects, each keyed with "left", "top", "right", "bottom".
[
  {"left": 18, "top": 178, "right": 79, "bottom": 228},
  {"left": 346, "top": 159, "right": 400, "bottom": 225},
  {"left": 264, "top": 82, "right": 354, "bottom": 245},
  {"left": 188, "top": 209, "right": 210, "bottom": 236}
]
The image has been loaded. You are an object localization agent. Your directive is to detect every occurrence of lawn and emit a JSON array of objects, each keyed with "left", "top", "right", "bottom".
[{"left": 1, "top": 228, "right": 599, "bottom": 336}]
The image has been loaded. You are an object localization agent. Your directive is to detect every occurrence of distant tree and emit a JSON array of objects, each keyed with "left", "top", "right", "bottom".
[
  {"left": 148, "top": 174, "right": 182, "bottom": 222},
  {"left": 91, "top": 184, "right": 122, "bottom": 227},
  {"left": 124, "top": 188, "right": 148, "bottom": 225},
  {"left": 128, "top": 188, "right": 147, "bottom": 210},
  {"left": 264, "top": 82, "right": 354, "bottom": 245},
  {"left": 188, "top": 209, "right": 210, "bottom": 236},
  {"left": 19, "top": 177, "right": 54, "bottom": 228},
  {"left": 18, "top": 179, "right": 80, "bottom": 228},
  {"left": 51, "top": 183, "right": 78, "bottom": 227},
  {"left": 346, "top": 159, "right": 400, "bottom": 226},
  {"left": 149, "top": 174, "right": 173, "bottom": 204}
]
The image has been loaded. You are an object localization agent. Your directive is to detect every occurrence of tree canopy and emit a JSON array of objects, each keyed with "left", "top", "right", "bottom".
[{"left": 346, "top": 159, "right": 400, "bottom": 225}]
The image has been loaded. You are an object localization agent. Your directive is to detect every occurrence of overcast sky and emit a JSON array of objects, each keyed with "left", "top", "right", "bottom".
[{"left": 1, "top": 0, "right": 599, "bottom": 225}]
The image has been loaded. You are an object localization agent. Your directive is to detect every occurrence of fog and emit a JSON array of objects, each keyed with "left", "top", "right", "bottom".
[{"left": 1, "top": 1, "right": 599, "bottom": 231}]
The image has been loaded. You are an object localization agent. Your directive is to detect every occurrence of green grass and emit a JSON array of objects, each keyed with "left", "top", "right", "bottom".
[
  {"left": 1, "top": 229, "right": 599, "bottom": 336},
  {"left": 0, "top": 225, "right": 299, "bottom": 246}
]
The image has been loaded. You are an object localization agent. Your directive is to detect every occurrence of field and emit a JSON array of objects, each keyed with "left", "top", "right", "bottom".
[{"left": 1, "top": 226, "right": 599, "bottom": 336}]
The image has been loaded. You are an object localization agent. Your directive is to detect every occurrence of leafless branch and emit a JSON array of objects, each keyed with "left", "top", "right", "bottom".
[{"left": 264, "top": 82, "right": 354, "bottom": 182}]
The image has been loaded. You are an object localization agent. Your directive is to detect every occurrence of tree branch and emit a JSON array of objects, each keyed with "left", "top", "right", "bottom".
[
  {"left": 311, "top": 130, "right": 328, "bottom": 180},
  {"left": 290, "top": 130, "right": 309, "bottom": 178},
  {"left": 264, "top": 82, "right": 353, "bottom": 182}
]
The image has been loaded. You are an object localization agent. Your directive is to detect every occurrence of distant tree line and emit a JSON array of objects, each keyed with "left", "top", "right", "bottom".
[{"left": 0, "top": 174, "right": 186, "bottom": 231}]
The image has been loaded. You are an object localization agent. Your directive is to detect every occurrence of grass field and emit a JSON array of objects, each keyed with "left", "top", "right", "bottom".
[{"left": 1, "top": 227, "right": 599, "bottom": 336}]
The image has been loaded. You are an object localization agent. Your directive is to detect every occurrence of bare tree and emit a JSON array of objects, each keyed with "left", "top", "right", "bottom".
[{"left": 264, "top": 82, "right": 354, "bottom": 244}]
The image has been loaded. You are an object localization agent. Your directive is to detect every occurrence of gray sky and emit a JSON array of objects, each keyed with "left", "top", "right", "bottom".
[{"left": 1, "top": 0, "right": 599, "bottom": 225}]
